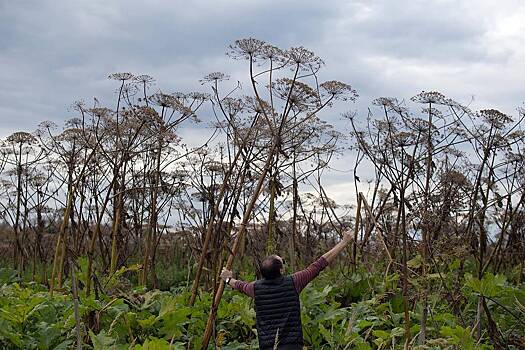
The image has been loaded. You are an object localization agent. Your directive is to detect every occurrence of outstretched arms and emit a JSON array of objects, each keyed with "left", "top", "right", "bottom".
[{"left": 220, "top": 230, "right": 353, "bottom": 296}]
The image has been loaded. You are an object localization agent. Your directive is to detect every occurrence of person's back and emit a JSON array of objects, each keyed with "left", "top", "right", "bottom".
[
  {"left": 221, "top": 232, "right": 353, "bottom": 349},
  {"left": 254, "top": 276, "right": 302, "bottom": 349}
]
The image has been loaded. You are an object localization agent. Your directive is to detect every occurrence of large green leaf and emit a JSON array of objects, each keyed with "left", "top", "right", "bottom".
[
  {"left": 89, "top": 330, "right": 116, "bottom": 350},
  {"left": 465, "top": 273, "right": 506, "bottom": 297},
  {"left": 134, "top": 337, "right": 172, "bottom": 350}
]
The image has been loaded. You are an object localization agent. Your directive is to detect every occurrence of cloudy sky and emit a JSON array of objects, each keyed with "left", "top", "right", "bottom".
[{"left": 1, "top": 0, "right": 524, "bottom": 203}]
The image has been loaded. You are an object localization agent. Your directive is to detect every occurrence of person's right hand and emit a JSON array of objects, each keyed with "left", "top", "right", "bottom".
[{"left": 220, "top": 268, "right": 233, "bottom": 281}]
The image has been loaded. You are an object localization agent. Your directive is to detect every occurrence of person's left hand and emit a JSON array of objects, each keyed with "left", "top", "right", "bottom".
[
  {"left": 220, "top": 268, "right": 233, "bottom": 281},
  {"left": 342, "top": 230, "right": 353, "bottom": 243}
]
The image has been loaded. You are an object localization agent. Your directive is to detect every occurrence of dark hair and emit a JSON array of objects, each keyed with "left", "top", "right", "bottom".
[{"left": 260, "top": 255, "right": 284, "bottom": 280}]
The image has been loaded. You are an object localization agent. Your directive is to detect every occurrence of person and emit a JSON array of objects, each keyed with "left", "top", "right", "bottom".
[{"left": 220, "top": 231, "right": 353, "bottom": 349}]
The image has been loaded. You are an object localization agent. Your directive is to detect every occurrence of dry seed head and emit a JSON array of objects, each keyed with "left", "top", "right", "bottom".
[
  {"left": 149, "top": 92, "right": 179, "bottom": 108},
  {"left": 134, "top": 74, "right": 155, "bottom": 85},
  {"left": 479, "top": 109, "right": 513, "bottom": 129},
  {"left": 372, "top": 97, "right": 398, "bottom": 107},
  {"left": 188, "top": 92, "right": 210, "bottom": 101},
  {"left": 65, "top": 117, "right": 83, "bottom": 128},
  {"left": 411, "top": 91, "right": 447, "bottom": 104},
  {"left": 7, "top": 132, "right": 37, "bottom": 144},
  {"left": 243, "top": 96, "right": 274, "bottom": 115},
  {"left": 272, "top": 78, "right": 319, "bottom": 107},
  {"left": 285, "top": 46, "right": 324, "bottom": 71},
  {"left": 227, "top": 38, "right": 267, "bottom": 60},
  {"left": 89, "top": 107, "right": 112, "bottom": 118},
  {"left": 200, "top": 72, "right": 230, "bottom": 84},
  {"left": 121, "top": 83, "right": 138, "bottom": 97},
  {"left": 38, "top": 121, "right": 58, "bottom": 130},
  {"left": 108, "top": 72, "right": 134, "bottom": 81},
  {"left": 320, "top": 80, "right": 358, "bottom": 101},
  {"left": 205, "top": 161, "right": 223, "bottom": 173},
  {"left": 57, "top": 128, "right": 82, "bottom": 142},
  {"left": 260, "top": 44, "right": 286, "bottom": 63},
  {"left": 421, "top": 107, "right": 443, "bottom": 118},
  {"left": 222, "top": 97, "right": 244, "bottom": 116}
]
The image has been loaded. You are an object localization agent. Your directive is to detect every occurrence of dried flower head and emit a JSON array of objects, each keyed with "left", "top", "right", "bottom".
[
  {"left": 421, "top": 107, "right": 443, "bottom": 118},
  {"left": 320, "top": 81, "right": 358, "bottom": 101},
  {"left": 285, "top": 46, "right": 324, "bottom": 71},
  {"left": 69, "top": 100, "right": 86, "bottom": 113},
  {"left": 188, "top": 92, "right": 210, "bottom": 102},
  {"left": 272, "top": 78, "right": 319, "bottom": 110},
  {"left": 221, "top": 97, "right": 245, "bottom": 117},
  {"left": 65, "top": 118, "right": 83, "bottom": 128},
  {"left": 260, "top": 44, "right": 286, "bottom": 63},
  {"left": 134, "top": 74, "right": 155, "bottom": 86},
  {"left": 227, "top": 38, "right": 267, "bottom": 60},
  {"left": 441, "top": 170, "right": 469, "bottom": 187},
  {"left": 121, "top": 82, "right": 138, "bottom": 97},
  {"left": 411, "top": 91, "right": 446, "bottom": 104},
  {"left": 372, "top": 97, "right": 398, "bottom": 107},
  {"left": 149, "top": 92, "right": 179, "bottom": 108},
  {"left": 200, "top": 72, "right": 230, "bottom": 84},
  {"left": 38, "top": 121, "right": 58, "bottom": 130},
  {"left": 243, "top": 96, "right": 274, "bottom": 115},
  {"left": 205, "top": 161, "right": 224, "bottom": 173},
  {"left": 57, "top": 128, "right": 82, "bottom": 142},
  {"left": 171, "top": 169, "right": 189, "bottom": 179},
  {"left": 7, "top": 132, "right": 37, "bottom": 144},
  {"left": 372, "top": 97, "right": 407, "bottom": 114},
  {"left": 479, "top": 109, "right": 513, "bottom": 129},
  {"left": 391, "top": 131, "right": 415, "bottom": 147},
  {"left": 108, "top": 72, "right": 134, "bottom": 81},
  {"left": 447, "top": 99, "right": 474, "bottom": 116}
]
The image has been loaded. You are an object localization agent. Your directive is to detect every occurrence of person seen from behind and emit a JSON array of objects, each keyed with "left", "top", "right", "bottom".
[{"left": 220, "top": 231, "right": 353, "bottom": 349}]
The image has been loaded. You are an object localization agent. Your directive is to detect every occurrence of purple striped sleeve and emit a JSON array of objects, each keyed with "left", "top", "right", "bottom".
[
  {"left": 292, "top": 256, "right": 329, "bottom": 293},
  {"left": 233, "top": 280, "right": 255, "bottom": 298}
]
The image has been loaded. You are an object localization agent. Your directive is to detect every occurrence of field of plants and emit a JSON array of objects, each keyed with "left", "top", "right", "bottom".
[
  {"left": 1, "top": 262, "right": 524, "bottom": 349},
  {"left": 0, "top": 38, "right": 524, "bottom": 349}
]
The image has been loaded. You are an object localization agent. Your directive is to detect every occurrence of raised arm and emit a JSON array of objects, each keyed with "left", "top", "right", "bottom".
[
  {"left": 322, "top": 230, "right": 353, "bottom": 263},
  {"left": 292, "top": 230, "right": 353, "bottom": 292}
]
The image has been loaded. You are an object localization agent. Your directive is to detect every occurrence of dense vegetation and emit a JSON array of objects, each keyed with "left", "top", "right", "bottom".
[
  {"left": 0, "top": 38, "right": 524, "bottom": 349},
  {"left": 1, "top": 264, "right": 524, "bottom": 349}
]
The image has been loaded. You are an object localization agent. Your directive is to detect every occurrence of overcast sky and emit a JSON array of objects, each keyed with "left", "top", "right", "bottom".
[{"left": 1, "top": 0, "right": 524, "bottom": 203}]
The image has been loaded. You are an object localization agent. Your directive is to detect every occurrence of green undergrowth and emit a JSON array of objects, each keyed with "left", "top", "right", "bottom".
[{"left": 0, "top": 265, "right": 524, "bottom": 349}]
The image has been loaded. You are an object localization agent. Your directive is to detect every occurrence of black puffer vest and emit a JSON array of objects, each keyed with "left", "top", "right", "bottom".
[{"left": 254, "top": 276, "right": 303, "bottom": 350}]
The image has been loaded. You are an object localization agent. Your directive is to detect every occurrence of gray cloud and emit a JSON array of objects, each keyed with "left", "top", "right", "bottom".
[{"left": 1, "top": 0, "right": 524, "bottom": 203}]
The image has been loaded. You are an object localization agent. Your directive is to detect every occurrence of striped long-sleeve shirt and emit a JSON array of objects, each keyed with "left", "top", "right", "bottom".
[{"left": 233, "top": 256, "right": 329, "bottom": 298}]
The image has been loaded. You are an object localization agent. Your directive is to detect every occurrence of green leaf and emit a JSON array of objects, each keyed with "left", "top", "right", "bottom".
[
  {"left": 373, "top": 329, "right": 390, "bottom": 339},
  {"left": 465, "top": 273, "right": 506, "bottom": 297},
  {"left": 0, "top": 268, "right": 20, "bottom": 285},
  {"left": 35, "top": 322, "right": 61, "bottom": 349},
  {"left": 137, "top": 337, "right": 171, "bottom": 349},
  {"left": 440, "top": 325, "right": 476, "bottom": 350},
  {"left": 390, "top": 293, "right": 405, "bottom": 313},
  {"left": 0, "top": 318, "right": 22, "bottom": 347},
  {"left": 53, "top": 339, "right": 74, "bottom": 350},
  {"left": 89, "top": 330, "right": 116, "bottom": 350},
  {"left": 407, "top": 254, "right": 422, "bottom": 269},
  {"left": 138, "top": 315, "right": 157, "bottom": 329},
  {"left": 354, "top": 340, "right": 372, "bottom": 350},
  {"left": 448, "top": 258, "right": 461, "bottom": 271},
  {"left": 356, "top": 319, "right": 374, "bottom": 330},
  {"left": 390, "top": 327, "right": 404, "bottom": 338}
]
